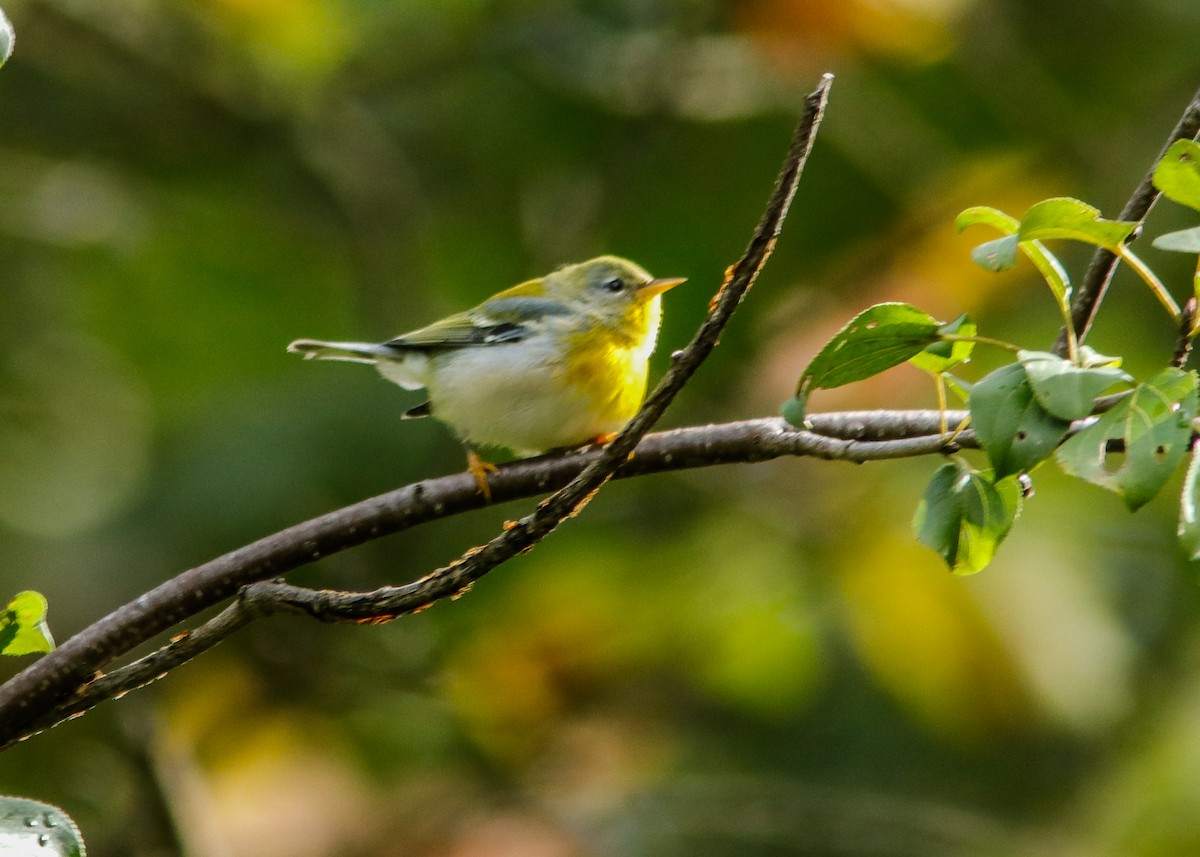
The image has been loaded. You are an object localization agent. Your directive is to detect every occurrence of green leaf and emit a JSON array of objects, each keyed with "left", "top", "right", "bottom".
[
  {"left": 1056, "top": 368, "right": 1198, "bottom": 510},
  {"left": 0, "top": 6, "right": 11, "bottom": 68},
  {"left": 1017, "top": 350, "right": 1132, "bottom": 421},
  {"left": 970, "top": 235, "right": 1019, "bottom": 271},
  {"left": 1076, "top": 346, "right": 1123, "bottom": 369},
  {"left": 955, "top": 206, "right": 1020, "bottom": 233},
  {"left": 795, "top": 303, "right": 942, "bottom": 395},
  {"left": 1153, "top": 139, "right": 1200, "bottom": 213},
  {"left": 955, "top": 206, "right": 1020, "bottom": 273},
  {"left": 1153, "top": 226, "right": 1200, "bottom": 254},
  {"left": 959, "top": 472, "right": 1022, "bottom": 574},
  {"left": 914, "top": 464, "right": 962, "bottom": 565},
  {"left": 780, "top": 394, "right": 808, "bottom": 427},
  {"left": 0, "top": 591, "right": 54, "bottom": 656},
  {"left": 1179, "top": 448, "right": 1200, "bottom": 560},
  {"left": 913, "top": 463, "right": 1022, "bottom": 574},
  {"left": 943, "top": 374, "right": 973, "bottom": 404},
  {"left": 0, "top": 796, "right": 86, "bottom": 857},
  {"left": 909, "top": 314, "right": 976, "bottom": 373},
  {"left": 969, "top": 363, "right": 1072, "bottom": 477},
  {"left": 1017, "top": 197, "right": 1138, "bottom": 250},
  {"left": 955, "top": 205, "right": 1072, "bottom": 302},
  {"left": 1019, "top": 239, "right": 1072, "bottom": 304}
]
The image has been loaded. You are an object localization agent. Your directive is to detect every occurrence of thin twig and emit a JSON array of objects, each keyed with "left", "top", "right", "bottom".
[
  {"left": 0, "top": 74, "right": 834, "bottom": 747},
  {"left": 1055, "top": 85, "right": 1200, "bottom": 355},
  {"left": 1173, "top": 297, "right": 1197, "bottom": 369},
  {"left": 14, "top": 389, "right": 1129, "bottom": 741}
]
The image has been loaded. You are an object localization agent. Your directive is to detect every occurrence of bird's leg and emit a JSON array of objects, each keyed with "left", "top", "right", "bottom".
[
  {"left": 585, "top": 432, "right": 636, "bottom": 462},
  {"left": 464, "top": 447, "right": 497, "bottom": 502}
]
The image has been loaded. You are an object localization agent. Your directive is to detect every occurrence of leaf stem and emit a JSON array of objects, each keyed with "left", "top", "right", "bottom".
[
  {"left": 1019, "top": 239, "right": 1080, "bottom": 363},
  {"left": 939, "top": 334, "right": 1022, "bottom": 353},
  {"left": 1192, "top": 258, "right": 1200, "bottom": 332},
  {"left": 1055, "top": 300, "right": 1081, "bottom": 365},
  {"left": 1118, "top": 246, "right": 1181, "bottom": 321},
  {"left": 934, "top": 374, "right": 948, "bottom": 435}
]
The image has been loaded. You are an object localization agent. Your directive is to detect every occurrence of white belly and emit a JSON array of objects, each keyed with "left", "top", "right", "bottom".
[{"left": 417, "top": 342, "right": 625, "bottom": 454}]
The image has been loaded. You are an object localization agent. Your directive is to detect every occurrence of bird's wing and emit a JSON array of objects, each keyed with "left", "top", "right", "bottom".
[
  {"left": 402, "top": 400, "right": 433, "bottom": 419},
  {"left": 385, "top": 297, "right": 572, "bottom": 350}
]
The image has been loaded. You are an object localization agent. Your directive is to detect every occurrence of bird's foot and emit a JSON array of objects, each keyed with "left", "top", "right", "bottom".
[{"left": 466, "top": 449, "right": 497, "bottom": 502}]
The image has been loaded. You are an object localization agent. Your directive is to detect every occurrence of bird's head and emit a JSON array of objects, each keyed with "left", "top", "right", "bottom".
[{"left": 547, "top": 256, "right": 686, "bottom": 342}]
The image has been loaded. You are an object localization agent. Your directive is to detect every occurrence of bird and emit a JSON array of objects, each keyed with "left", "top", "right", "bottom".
[{"left": 288, "top": 255, "right": 685, "bottom": 499}]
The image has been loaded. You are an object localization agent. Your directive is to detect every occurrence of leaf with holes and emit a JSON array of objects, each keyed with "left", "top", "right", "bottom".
[
  {"left": 784, "top": 303, "right": 942, "bottom": 424},
  {"left": 913, "top": 463, "right": 1022, "bottom": 574},
  {"left": 1017, "top": 350, "right": 1131, "bottom": 421},
  {"left": 1056, "top": 368, "right": 1198, "bottom": 510},
  {"left": 1153, "top": 139, "right": 1200, "bottom": 213},
  {"left": 0, "top": 591, "right": 54, "bottom": 656},
  {"left": 1017, "top": 197, "right": 1138, "bottom": 250},
  {"left": 969, "top": 363, "right": 1072, "bottom": 477}
]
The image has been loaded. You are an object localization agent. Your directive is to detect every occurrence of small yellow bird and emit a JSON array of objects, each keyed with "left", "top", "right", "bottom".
[{"left": 288, "top": 256, "right": 685, "bottom": 496}]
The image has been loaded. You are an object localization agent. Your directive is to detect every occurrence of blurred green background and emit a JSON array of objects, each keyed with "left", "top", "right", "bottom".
[{"left": 3, "top": 0, "right": 1200, "bottom": 854}]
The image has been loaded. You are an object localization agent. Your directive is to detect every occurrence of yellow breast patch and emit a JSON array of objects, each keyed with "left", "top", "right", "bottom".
[{"left": 561, "top": 331, "right": 649, "bottom": 424}]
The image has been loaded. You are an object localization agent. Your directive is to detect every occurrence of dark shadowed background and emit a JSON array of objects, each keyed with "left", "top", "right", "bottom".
[{"left": 3, "top": 1, "right": 1200, "bottom": 854}]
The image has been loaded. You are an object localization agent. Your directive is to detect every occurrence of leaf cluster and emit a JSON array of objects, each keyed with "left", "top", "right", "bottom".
[{"left": 784, "top": 142, "right": 1200, "bottom": 573}]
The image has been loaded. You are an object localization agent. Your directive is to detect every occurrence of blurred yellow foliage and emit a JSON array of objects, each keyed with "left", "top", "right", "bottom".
[
  {"left": 836, "top": 529, "right": 1034, "bottom": 741},
  {"left": 162, "top": 655, "right": 374, "bottom": 857},
  {"left": 445, "top": 568, "right": 632, "bottom": 762},
  {"left": 203, "top": 0, "right": 352, "bottom": 82},
  {"left": 738, "top": 0, "right": 970, "bottom": 66},
  {"left": 667, "top": 514, "right": 823, "bottom": 717}
]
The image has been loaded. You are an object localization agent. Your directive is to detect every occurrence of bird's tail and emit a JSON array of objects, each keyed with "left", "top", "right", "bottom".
[{"left": 287, "top": 339, "right": 396, "bottom": 364}]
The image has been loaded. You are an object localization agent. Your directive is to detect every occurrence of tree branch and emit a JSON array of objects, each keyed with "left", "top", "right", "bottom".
[
  {"left": 8, "top": 409, "right": 977, "bottom": 743},
  {"left": 0, "top": 74, "right": 834, "bottom": 747},
  {"left": 1056, "top": 84, "right": 1200, "bottom": 355}
]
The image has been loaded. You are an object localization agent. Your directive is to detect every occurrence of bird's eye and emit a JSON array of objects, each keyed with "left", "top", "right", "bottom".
[{"left": 602, "top": 276, "right": 625, "bottom": 293}]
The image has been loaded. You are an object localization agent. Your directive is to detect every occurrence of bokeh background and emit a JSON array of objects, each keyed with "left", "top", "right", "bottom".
[{"left": 3, "top": 1, "right": 1200, "bottom": 855}]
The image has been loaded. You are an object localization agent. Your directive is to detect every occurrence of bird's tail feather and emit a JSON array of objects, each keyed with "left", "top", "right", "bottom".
[{"left": 287, "top": 339, "right": 395, "bottom": 364}]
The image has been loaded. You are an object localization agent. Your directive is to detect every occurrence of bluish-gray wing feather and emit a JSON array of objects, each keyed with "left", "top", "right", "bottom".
[{"left": 386, "top": 297, "right": 570, "bottom": 350}]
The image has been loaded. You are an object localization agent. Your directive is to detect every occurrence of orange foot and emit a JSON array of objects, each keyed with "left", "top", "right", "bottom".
[
  {"left": 466, "top": 449, "right": 497, "bottom": 502},
  {"left": 589, "top": 433, "right": 637, "bottom": 462}
]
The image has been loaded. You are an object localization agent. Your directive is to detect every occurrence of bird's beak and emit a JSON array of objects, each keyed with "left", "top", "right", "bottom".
[{"left": 639, "top": 276, "right": 687, "bottom": 298}]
